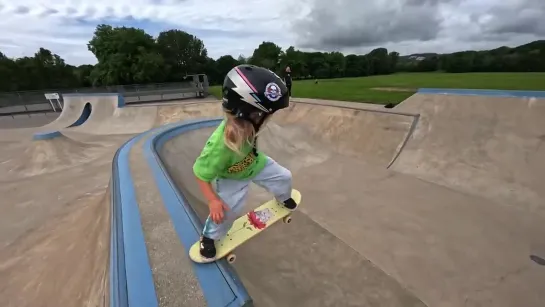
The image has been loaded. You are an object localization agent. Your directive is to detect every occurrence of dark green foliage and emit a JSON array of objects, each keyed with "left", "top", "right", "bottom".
[{"left": 0, "top": 23, "right": 544, "bottom": 94}]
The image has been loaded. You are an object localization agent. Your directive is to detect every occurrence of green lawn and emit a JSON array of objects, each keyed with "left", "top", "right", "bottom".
[{"left": 209, "top": 72, "right": 545, "bottom": 105}]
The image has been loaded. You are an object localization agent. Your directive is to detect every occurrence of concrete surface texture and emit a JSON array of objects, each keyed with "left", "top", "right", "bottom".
[
  {"left": 1, "top": 91, "right": 544, "bottom": 307},
  {"left": 0, "top": 112, "right": 59, "bottom": 129},
  {"left": 0, "top": 134, "right": 117, "bottom": 307},
  {"left": 0, "top": 99, "right": 221, "bottom": 307},
  {"left": 159, "top": 96, "right": 545, "bottom": 307},
  {"left": 392, "top": 93, "right": 545, "bottom": 207}
]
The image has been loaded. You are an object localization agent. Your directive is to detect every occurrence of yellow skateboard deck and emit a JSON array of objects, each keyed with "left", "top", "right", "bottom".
[{"left": 189, "top": 189, "right": 301, "bottom": 264}]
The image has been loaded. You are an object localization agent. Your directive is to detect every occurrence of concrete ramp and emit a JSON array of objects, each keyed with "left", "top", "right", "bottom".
[
  {"left": 0, "top": 95, "right": 222, "bottom": 142},
  {"left": 268, "top": 102, "right": 417, "bottom": 166},
  {"left": 62, "top": 93, "right": 127, "bottom": 134},
  {"left": 0, "top": 94, "right": 119, "bottom": 141},
  {"left": 0, "top": 134, "right": 106, "bottom": 180},
  {"left": 68, "top": 98, "right": 222, "bottom": 135},
  {"left": 152, "top": 96, "right": 545, "bottom": 307},
  {"left": 157, "top": 108, "right": 429, "bottom": 307},
  {"left": 40, "top": 94, "right": 100, "bottom": 130},
  {"left": 391, "top": 89, "right": 545, "bottom": 207}
]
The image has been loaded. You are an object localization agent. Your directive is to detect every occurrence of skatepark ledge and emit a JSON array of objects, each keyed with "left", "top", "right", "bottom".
[
  {"left": 111, "top": 117, "right": 252, "bottom": 307},
  {"left": 111, "top": 133, "right": 157, "bottom": 307}
]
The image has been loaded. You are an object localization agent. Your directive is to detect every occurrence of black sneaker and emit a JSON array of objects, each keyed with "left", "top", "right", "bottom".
[
  {"left": 282, "top": 197, "right": 298, "bottom": 211},
  {"left": 200, "top": 236, "right": 216, "bottom": 259}
]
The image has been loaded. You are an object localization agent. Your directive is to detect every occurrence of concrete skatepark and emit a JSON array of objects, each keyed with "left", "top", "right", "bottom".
[{"left": 0, "top": 89, "right": 544, "bottom": 307}]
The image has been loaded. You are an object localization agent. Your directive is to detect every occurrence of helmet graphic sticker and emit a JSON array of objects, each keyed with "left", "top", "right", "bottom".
[{"left": 264, "top": 82, "right": 282, "bottom": 102}]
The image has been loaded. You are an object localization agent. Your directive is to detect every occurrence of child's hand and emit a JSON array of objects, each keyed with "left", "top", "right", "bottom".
[{"left": 209, "top": 198, "right": 230, "bottom": 224}]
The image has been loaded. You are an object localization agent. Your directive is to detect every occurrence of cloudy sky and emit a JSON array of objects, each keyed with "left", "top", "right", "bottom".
[{"left": 0, "top": 0, "right": 544, "bottom": 66}]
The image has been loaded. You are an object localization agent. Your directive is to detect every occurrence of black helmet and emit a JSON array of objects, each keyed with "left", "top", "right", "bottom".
[{"left": 222, "top": 64, "right": 289, "bottom": 120}]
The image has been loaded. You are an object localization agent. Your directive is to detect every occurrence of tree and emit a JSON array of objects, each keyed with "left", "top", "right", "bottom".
[
  {"left": 156, "top": 29, "right": 208, "bottom": 82},
  {"left": 237, "top": 55, "right": 248, "bottom": 64},
  {"left": 87, "top": 24, "right": 165, "bottom": 85},
  {"left": 388, "top": 52, "right": 399, "bottom": 73},
  {"left": 0, "top": 22, "right": 544, "bottom": 97},
  {"left": 0, "top": 51, "right": 18, "bottom": 91},
  {"left": 279, "top": 46, "right": 308, "bottom": 78},
  {"left": 326, "top": 52, "right": 346, "bottom": 78},
  {"left": 216, "top": 55, "right": 240, "bottom": 80},
  {"left": 249, "top": 41, "right": 282, "bottom": 71}
]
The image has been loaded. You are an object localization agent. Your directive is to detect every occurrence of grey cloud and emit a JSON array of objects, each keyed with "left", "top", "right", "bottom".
[
  {"left": 292, "top": 0, "right": 458, "bottom": 50},
  {"left": 39, "top": 8, "right": 59, "bottom": 18},
  {"left": 291, "top": 0, "right": 545, "bottom": 52},
  {"left": 481, "top": 1, "right": 545, "bottom": 36},
  {"left": 14, "top": 6, "right": 30, "bottom": 15}
]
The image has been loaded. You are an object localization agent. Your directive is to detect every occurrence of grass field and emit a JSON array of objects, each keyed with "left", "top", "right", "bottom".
[{"left": 209, "top": 72, "right": 545, "bottom": 105}]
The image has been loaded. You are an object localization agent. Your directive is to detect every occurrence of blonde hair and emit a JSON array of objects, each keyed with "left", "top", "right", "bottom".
[{"left": 223, "top": 111, "right": 271, "bottom": 155}]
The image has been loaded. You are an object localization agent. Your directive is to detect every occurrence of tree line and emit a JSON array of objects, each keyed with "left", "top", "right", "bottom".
[{"left": 1, "top": 24, "right": 544, "bottom": 93}]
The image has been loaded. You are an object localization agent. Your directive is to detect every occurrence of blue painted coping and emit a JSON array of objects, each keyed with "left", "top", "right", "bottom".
[
  {"left": 110, "top": 132, "right": 158, "bottom": 307},
  {"left": 143, "top": 118, "right": 253, "bottom": 307},
  {"left": 62, "top": 93, "right": 125, "bottom": 107},
  {"left": 33, "top": 130, "right": 62, "bottom": 140},
  {"left": 418, "top": 88, "right": 545, "bottom": 98}
]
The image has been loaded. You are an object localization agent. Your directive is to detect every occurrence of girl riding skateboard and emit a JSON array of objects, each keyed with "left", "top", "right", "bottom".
[{"left": 193, "top": 64, "right": 298, "bottom": 259}]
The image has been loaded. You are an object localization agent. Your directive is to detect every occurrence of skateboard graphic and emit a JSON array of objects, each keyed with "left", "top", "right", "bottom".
[{"left": 189, "top": 189, "right": 302, "bottom": 264}]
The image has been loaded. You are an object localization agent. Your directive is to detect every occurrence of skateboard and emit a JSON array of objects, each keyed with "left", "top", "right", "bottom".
[{"left": 189, "top": 189, "right": 302, "bottom": 264}]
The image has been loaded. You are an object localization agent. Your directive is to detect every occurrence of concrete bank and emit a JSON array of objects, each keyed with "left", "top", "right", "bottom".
[{"left": 110, "top": 118, "right": 251, "bottom": 307}]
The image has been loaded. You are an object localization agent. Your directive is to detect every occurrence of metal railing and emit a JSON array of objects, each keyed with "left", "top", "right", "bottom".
[{"left": 0, "top": 75, "right": 210, "bottom": 117}]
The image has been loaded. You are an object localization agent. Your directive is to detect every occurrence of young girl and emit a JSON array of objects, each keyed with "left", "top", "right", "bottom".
[{"left": 193, "top": 64, "right": 298, "bottom": 260}]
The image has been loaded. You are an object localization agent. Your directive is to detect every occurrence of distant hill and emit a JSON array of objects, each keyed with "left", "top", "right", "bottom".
[
  {"left": 396, "top": 40, "right": 545, "bottom": 73},
  {"left": 400, "top": 53, "right": 438, "bottom": 61},
  {"left": 398, "top": 40, "right": 545, "bottom": 64}
]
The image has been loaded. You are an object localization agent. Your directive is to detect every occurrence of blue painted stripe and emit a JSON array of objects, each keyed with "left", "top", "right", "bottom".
[
  {"left": 143, "top": 118, "right": 253, "bottom": 307},
  {"left": 118, "top": 95, "right": 126, "bottom": 107},
  {"left": 111, "top": 132, "right": 158, "bottom": 307},
  {"left": 417, "top": 88, "right": 545, "bottom": 98},
  {"left": 153, "top": 120, "right": 252, "bottom": 306},
  {"left": 33, "top": 130, "right": 62, "bottom": 140},
  {"left": 111, "top": 140, "right": 131, "bottom": 307}
]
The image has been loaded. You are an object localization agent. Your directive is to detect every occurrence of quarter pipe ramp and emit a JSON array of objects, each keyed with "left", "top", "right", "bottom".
[{"left": 154, "top": 90, "right": 545, "bottom": 307}]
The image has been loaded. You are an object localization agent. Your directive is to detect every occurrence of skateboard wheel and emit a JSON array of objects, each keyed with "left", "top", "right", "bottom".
[
  {"left": 227, "top": 254, "right": 236, "bottom": 264},
  {"left": 283, "top": 216, "right": 292, "bottom": 224}
]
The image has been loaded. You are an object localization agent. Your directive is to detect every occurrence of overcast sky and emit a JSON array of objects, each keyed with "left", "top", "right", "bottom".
[{"left": 0, "top": 0, "right": 544, "bottom": 66}]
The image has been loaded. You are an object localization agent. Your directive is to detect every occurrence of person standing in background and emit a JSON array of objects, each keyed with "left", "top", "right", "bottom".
[
  {"left": 284, "top": 65, "right": 294, "bottom": 110},
  {"left": 284, "top": 65, "right": 292, "bottom": 97}
]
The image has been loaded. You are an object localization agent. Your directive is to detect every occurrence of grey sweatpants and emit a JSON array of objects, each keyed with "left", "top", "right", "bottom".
[{"left": 202, "top": 156, "right": 292, "bottom": 240}]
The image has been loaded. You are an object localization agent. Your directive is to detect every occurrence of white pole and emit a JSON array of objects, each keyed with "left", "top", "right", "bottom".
[
  {"left": 47, "top": 99, "right": 57, "bottom": 112},
  {"left": 55, "top": 98, "right": 63, "bottom": 110}
]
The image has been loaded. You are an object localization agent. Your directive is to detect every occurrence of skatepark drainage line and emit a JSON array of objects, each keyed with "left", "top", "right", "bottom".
[
  {"left": 144, "top": 117, "right": 253, "bottom": 307},
  {"left": 530, "top": 255, "right": 545, "bottom": 266}
]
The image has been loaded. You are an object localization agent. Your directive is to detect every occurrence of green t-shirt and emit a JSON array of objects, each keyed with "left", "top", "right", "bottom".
[{"left": 193, "top": 120, "right": 267, "bottom": 182}]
